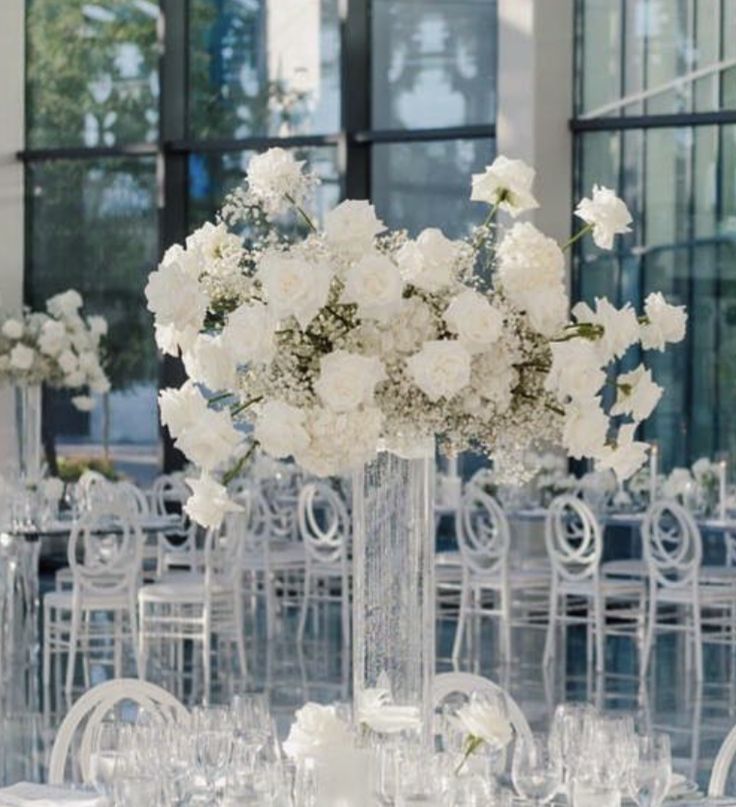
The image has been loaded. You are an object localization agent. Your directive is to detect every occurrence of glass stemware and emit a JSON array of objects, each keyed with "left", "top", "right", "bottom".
[
  {"left": 88, "top": 723, "right": 121, "bottom": 798},
  {"left": 627, "top": 733, "right": 672, "bottom": 807},
  {"left": 512, "top": 732, "right": 562, "bottom": 807}
]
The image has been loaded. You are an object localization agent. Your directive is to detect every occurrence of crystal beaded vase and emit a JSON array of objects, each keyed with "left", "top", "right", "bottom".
[
  {"left": 14, "top": 383, "right": 43, "bottom": 484},
  {"left": 352, "top": 436, "right": 436, "bottom": 745}
]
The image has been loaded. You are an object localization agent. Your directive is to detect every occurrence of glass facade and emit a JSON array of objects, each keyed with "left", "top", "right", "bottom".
[
  {"left": 573, "top": 0, "right": 736, "bottom": 470},
  {"left": 23, "top": 0, "right": 498, "bottom": 478}
]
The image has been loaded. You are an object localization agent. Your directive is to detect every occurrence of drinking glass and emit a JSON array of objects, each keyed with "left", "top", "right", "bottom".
[
  {"left": 195, "top": 729, "right": 233, "bottom": 802},
  {"left": 88, "top": 722, "right": 121, "bottom": 797},
  {"left": 627, "top": 733, "right": 672, "bottom": 807},
  {"left": 512, "top": 732, "right": 562, "bottom": 806}
]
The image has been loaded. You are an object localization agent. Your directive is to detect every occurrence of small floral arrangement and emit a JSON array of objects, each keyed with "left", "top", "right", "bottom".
[
  {"left": 663, "top": 458, "right": 719, "bottom": 514},
  {"left": 282, "top": 702, "right": 353, "bottom": 761},
  {"left": 146, "top": 149, "right": 687, "bottom": 527},
  {"left": 0, "top": 289, "right": 110, "bottom": 410},
  {"left": 454, "top": 693, "right": 513, "bottom": 774},
  {"left": 526, "top": 451, "right": 576, "bottom": 506},
  {"left": 357, "top": 685, "right": 422, "bottom": 735}
]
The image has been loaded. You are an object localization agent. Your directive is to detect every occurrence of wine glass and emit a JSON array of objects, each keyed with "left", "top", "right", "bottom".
[
  {"left": 512, "top": 732, "right": 562, "bottom": 806},
  {"left": 195, "top": 729, "right": 233, "bottom": 803},
  {"left": 88, "top": 722, "right": 121, "bottom": 798},
  {"left": 627, "top": 733, "right": 672, "bottom": 807}
]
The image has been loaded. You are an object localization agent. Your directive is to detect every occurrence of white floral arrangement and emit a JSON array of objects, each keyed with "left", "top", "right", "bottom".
[
  {"left": 663, "top": 458, "right": 719, "bottom": 513},
  {"left": 0, "top": 289, "right": 110, "bottom": 411},
  {"left": 145, "top": 149, "right": 687, "bottom": 527}
]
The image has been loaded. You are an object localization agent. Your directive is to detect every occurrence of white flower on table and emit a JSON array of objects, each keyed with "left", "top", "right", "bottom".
[
  {"left": 145, "top": 260, "right": 209, "bottom": 335},
  {"left": 324, "top": 199, "right": 385, "bottom": 259},
  {"left": 396, "top": 228, "right": 465, "bottom": 293},
  {"left": 545, "top": 339, "right": 606, "bottom": 403},
  {"left": 175, "top": 408, "right": 242, "bottom": 471},
  {"left": 314, "top": 350, "right": 386, "bottom": 413},
  {"left": 341, "top": 253, "right": 403, "bottom": 322},
  {"left": 444, "top": 290, "right": 504, "bottom": 354},
  {"left": 71, "top": 395, "right": 95, "bottom": 412},
  {"left": 562, "top": 397, "right": 610, "bottom": 460},
  {"left": 572, "top": 298, "right": 640, "bottom": 361},
  {"left": 47, "top": 289, "right": 83, "bottom": 319},
  {"left": 470, "top": 155, "right": 539, "bottom": 217},
  {"left": 10, "top": 344, "right": 35, "bottom": 371},
  {"left": 640, "top": 292, "right": 687, "bottom": 351},
  {"left": 158, "top": 381, "right": 209, "bottom": 439},
  {"left": 597, "top": 423, "right": 649, "bottom": 480},
  {"left": 610, "top": 365, "right": 663, "bottom": 423},
  {"left": 254, "top": 400, "right": 310, "bottom": 460},
  {"left": 575, "top": 185, "right": 632, "bottom": 249},
  {"left": 662, "top": 467, "right": 694, "bottom": 499},
  {"left": 1, "top": 319, "right": 23, "bottom": 340},
  {"left": 357, "top": 688, "right": 421, "bottom": 735},
  {"left": 454, "top": 693, "right": 513, "bottom": 773},
  {"left": 283, "top": 703, "right": 353, "bottom": 761},
  {"left": 183, "top": 334, "right": 238, "bottom": 391},
  {"left": 184, "top": 473, "right": 243, "bottom": 530},
  {"left": 38, "top": 319, "right": 68, "bottom": 356},
  {"left": 222, "top": 302, "right": 277, "bottom": 365},
  {"left": 247, "top": 147, "right": 312, "bottom": 216},
  {"left": 406, "top": 340, "right": 472, "bottom": 402},
  {"left": 258, "top": 252, "right": 333, "bottom": 330}
]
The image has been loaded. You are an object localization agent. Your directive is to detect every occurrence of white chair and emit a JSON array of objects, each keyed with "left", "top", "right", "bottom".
[
  {"left": 641, "top": 500, "right": 736, "bottom": 681},
  {"left": 709, "top": 721, "right": 736, "bottom": 796},
  {"left": 432, "top": 671, "right": 532, "bottom": 740},
  {"left": 48, "top": 678, "right": 188, "bottom": 785},
  {"left": 544, "top": 495, "right": 645, "bottom": 674},
  {"left": 297, "top": 481, "right": 351, "bottom": 648},
  {"left": 43, "top": 501, "right": 143, "bottom": 700},
  {"left": 138, "top": 518, "right": 247, "bottom": 701}
]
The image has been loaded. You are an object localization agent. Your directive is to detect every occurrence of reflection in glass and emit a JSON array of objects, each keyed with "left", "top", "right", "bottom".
[
  {"left": 188, "top": 0, "right": 340, "bottom": 139},
  {"left": 371, "top": 139, "right": 493, "bottom": 238},
  {"left": 26, "top": 158, "right": 160, "bottom": 479},
  {"left": 26, "top": 0, "right": 159, "bottom": 148},
  {"left": 372, "top": 0, "right": 496, "bottom": 129}
]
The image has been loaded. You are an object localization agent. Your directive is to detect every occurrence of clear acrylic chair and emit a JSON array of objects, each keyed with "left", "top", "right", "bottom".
[
  {"left": 543, "top": 494, "right": 645, "bottom": 674},
  {"left": 297, "top": 481, "right": 351, "bottom": 648},
  {"left": 43, "top": 500, "right": 144, "bottom": 701}
]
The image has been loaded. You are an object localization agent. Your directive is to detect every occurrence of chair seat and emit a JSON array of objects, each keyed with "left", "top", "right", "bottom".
[
  {"left": 559, "top": 578, "right": 643, "bottom": 597},
  {"left": 654, "top": 584, "right": 736, "bottom": 605},
  {"left": 602, "top": 559, "right": 647, "bottom": 577},
  {"left": 700, "top": 565, "right": 736, "bottom": 584},
  {"left": 45, "top": 589, "right": 132, "bottom": 611},
  {"left": 139, "top": 574, "right": 228, "bottom": 604},
  {"left": 436, "top": 551, "right": 462, "bottom": 567}
]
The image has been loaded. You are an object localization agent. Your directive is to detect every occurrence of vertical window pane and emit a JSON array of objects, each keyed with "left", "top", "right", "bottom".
[
  {"left": 26, "top": 158, "right": 159, "bottom": 482},
  {"left": 371, "top": 139, "right": 493, "bottom": 238},
  {"left": 372, "top": 0, "right": 497, "bottom": 129},
  {"left": 26, "top": 0, "right": 159, "bottom": 148},
  {"left": 188, "top": 0, "right": 341, "bottom": 139}
]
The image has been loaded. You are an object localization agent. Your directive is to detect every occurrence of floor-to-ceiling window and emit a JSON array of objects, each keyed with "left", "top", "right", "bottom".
[
  {"left": 572, "top": 0, "right": 736, "bottom": 471},
  {"left": 21, "top": 0, "right": 497, "bottom": 479}
]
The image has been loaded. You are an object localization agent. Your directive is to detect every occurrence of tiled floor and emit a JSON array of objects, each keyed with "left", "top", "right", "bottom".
[{"left": 1, "top": 585, "right": 735, "bottom": 792}]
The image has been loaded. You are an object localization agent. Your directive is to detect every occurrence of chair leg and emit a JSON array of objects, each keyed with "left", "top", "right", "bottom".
[
  {"left": 500, "top": 582, "right": 512, "bottom": 664},
  {"left": 234, "top": 594, "right": 248, "bottom": 679},
  {"left": 594, "top": 593, "right": 605, "bottom": 674},
  {"left": 138, "top": 601, "right": 147, "bottom": 680},
  {"left": 65, "top": 609, "right": 81, "bottom": 699},
  {"left": 203, "top": 610, "right": 212, "bottom": 704},
  {"left": 452, "top": 578, "right": 470, "bottom": 661},
  {"left": 340, "top": 575, "right": 350, "bottom": 650},
  {"left": 692, "top": 603, "right": 704, "bottom": 683},
  {"left": 543, "top": 586, "right": 558, "bottom": 667},
  {"left": 42, "top": 602, "right": 51, "bottom": 697},
  {"left": 641, "top": 594, "right": 657, "bottom": 678},
  {"left": 297, "top": 572, "right": 311, "bottom": 644}
]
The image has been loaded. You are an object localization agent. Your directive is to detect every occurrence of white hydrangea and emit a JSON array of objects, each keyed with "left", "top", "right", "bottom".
[
  {"left": 38, "top": 320, "right": 68, "bottom": 356},
  {"left": 573, "top": 298, "right": 640, "bottom": 361},
  {"left": 47, "top": 289, "right": 83, "bottom": 319},
  {"left": 470, "top": 156, "right": 539, "bottom": 217},
  {"left": 597, "top": 423, "right": 649, "bottom": 480},
  {"left": 10, "top": 344, "right": 35, "bottom": 371},
  {"left": 247, "top": 147, "right": 313, "bottom": 216},
  {"left": 562, "top": 397, "right": 610, "bottom": 460},
  {"left": 71, "top": 395, "right": 95, "bottom": 412}
]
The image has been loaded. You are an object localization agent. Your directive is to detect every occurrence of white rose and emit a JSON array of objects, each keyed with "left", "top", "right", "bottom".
[
  {"left": 78, "top": 351, "right": 99, "bottom": 373},
  {"left": 575, "top": 184, "right": 632, "bottom": 249},
  {"left": 71, "top": 395, "right": 95, "bottom": 412},
  {"left": 396, "top": 228, "right": 464, "bottom": 292},
  {"left": 183, "top": 334, "right": 237, "bottom": 391},
  {"left": 562, "top": 397, "right": 610, "bottom": 460},
  {"left": 597, "top": 423, "right": 649, "bottom": 480},
  {"left": 323, "top": 200, "right": 385, "bottom": 258},
  {"left": 692, "top": 457, "right": 713, "bottom": 482},
  {"left": 444, "top": 290, "right": 503, "bottom": 353},
  {"left": 406, "top": 340, "right": 472, "bottom": 402},
  {"left": 184, "top": 473, "right": 243, "bottom": 530},
  {"left": 145, "top": 260, "right": 209, "bottom": 333},
  {"left": 64, "top": 370, "right": 86, "bottom": 388},
  {"left": 258, "top": 252, "right": 333, "bottom": 329},
  {"left": 470, "top": 155, "right": 539, "bottom": 217},
  {"left": 38, "top": 319, "right": 68, "bottom": 356},
  {"left": 158, "top": 381, "right": 209, "bottom": 439},
  {"left": 357, "top": 688, "right": 421, "bottom": 735},
  {"left": 254, "top": 400, "right": 310, "bottom": 459},
  {"left": 154, "top": 323, "right": 198, "bottom": 357},
  {"left": 47, "top": 289, "right": 83, "bottom": 318},
  {"left": 455, "top": 696, "right": 513, "bottom": 748},
  {"left": 314, "top": 350, "right": 386, "bottom": 413},
  {"left": 221, "top": 302, "right": 277, "bottom": 365},
  {"left": 341, "top": 253, "right": 403, "bottom": 322},
  {"left": 175, "top": 408, "right": 242, "bottom": 471},
  {"left": 247, "top": 147, "right": 312, "bottom": 215},
  {"left": 573, "top": 298, "right": 640, "bottom": 361},
  {"left": 2, "top": 319, "right": 23, "bottom": 340},
  {"left": 10, "top": 344, "right": 35, "bottom": 371},
  {"left": 610, "top": 365, "right": 663, "bottom": 422},
  {"left": 283, "top": 703, "right": 353, "bottom": 761},
  {"left": 186, "top": 221, "right": 243, "bottom": 277},
  {"left": 640, "top": 292, "right": 687, "bottom": 351},
  {"left": 663, "top": 467, "right": 694, "bottom": 499},
  {"left": 545, "top": 339, "right": 606, "bottom": 402}
]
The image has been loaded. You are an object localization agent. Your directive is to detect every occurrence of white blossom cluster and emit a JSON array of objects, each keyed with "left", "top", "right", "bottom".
[
  {"left": 145, "top": 149, "right": 687, "bottom": 527},
  {"left": 0, "top": 289, "right": 110, "bottom": 411}
]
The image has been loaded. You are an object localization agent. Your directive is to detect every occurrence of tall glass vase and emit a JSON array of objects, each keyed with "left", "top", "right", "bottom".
[
  {"left": 352, "top": 436, "right": 436, "bottom": 745},
  {"left": 14, "top": 384, "right": 43, "bottom": 485}
]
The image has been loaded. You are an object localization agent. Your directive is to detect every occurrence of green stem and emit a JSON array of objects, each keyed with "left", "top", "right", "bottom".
[
  {"left": 208, "top": 392, "right": 235, "bottom": 407},
  {"left": 561, "top": 222, "right": 593, "bottom": 252},
  {"left": 455, "top": 736, "right": 484, "bottom": 775},
  {"left": 231, "top": 395, "right": 263, "bottom": 418},
  {"left": 285, "top": 194, "right": 317, "bottom": 233},
  {"left": 223, "top": 441, "right": 259, "bottom": 486}
]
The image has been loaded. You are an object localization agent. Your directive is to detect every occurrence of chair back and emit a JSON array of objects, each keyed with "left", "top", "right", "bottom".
[
  {"left": 466, "top": 467, "right": 496, "bottom": 494},
  {"left": 432, "top": 671, "right": 532, "bottom": 741},
  {"left": 110, "top": 481, "right": 150, "bottom": 518},
  {"left": 298, "top": 481, "right": 350, "bottom": 567},
  {"left": 455, "top": 487, "right": 510, "bottom": 578},
  {"left": 710, "top": 722, "right": 736, "bottom": 796},
  {"left": 229, "top": 484, "right": 273, "bottom": 557},
  {"left": 75, "top": 470, "right": 108, "bottom": 512},
  {"left": 150, "top": 473, "right": 189, "bottom": 517},
  {"left": 545, "top": 495, "right": 602, "bottom": 582},
  {"left": 49, "top": 678, "right": 188, "bottom": 785},
  {"left": 68, "top": 500, "right": 142, "bottom": 597},
  {"left": 642, "top": 500, "right": 702, "bottom": 590},
  {"left": 203, "top": 513, "right": 248, "bottom": 587}
]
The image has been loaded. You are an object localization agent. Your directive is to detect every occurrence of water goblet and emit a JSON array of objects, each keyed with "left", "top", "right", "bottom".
[
  {"left": 88, "top": 722, "right": 122, "bottom": 798},
  {"left": 627, "top": 733, "right": 672, "bottom": 807},
  {"left": 512, "top": 732, "right": 562, "bottom": 807}
]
